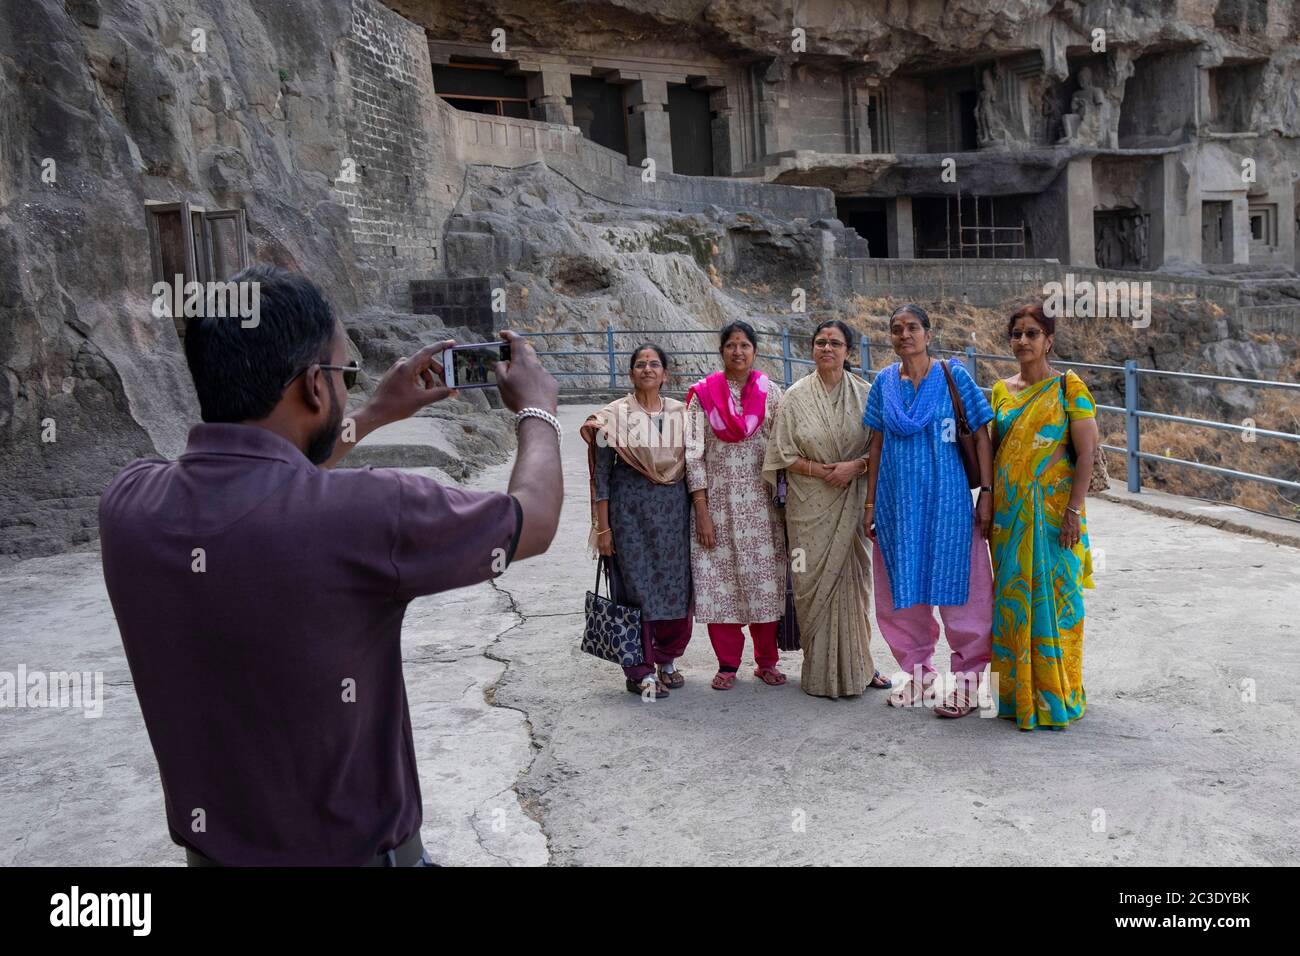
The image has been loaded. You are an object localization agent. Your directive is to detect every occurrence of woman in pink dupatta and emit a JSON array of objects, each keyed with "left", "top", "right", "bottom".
[{"left": 685, "top": 321, "right": 788, "bottom": 691}]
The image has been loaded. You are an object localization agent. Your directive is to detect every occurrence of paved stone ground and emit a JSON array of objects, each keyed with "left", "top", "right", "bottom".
[{"left": 2, "top": 404, "right": 1297, "bottom": 865}]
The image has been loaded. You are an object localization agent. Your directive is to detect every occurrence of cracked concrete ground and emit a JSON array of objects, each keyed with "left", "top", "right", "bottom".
[
  {"left": 489, "top": 406, "right": 1300, "bottom": 866},
  {"left": 2, "top": 404, "right": 1297, "bottom": 865}
]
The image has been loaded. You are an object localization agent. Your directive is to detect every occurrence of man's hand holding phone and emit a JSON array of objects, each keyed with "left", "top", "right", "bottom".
[
  {"left": 367, "top": 339, "right": 460, "bottom": 428},
  {"left": 494, "top": 330, "right": 558, "bottom": 415},
  {"left": 320, "top": 339, "right": 460, "bottom": 469}
]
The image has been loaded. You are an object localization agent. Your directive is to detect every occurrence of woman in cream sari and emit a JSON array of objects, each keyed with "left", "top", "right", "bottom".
[{"left": 763, "top": 320, "right": 892, "bottom": 699}]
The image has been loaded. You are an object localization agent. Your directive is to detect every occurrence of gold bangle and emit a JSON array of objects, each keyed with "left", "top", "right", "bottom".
[
  {"left": 864, "top": 502, "right": 875, "bottom": 510},
  {"left": 594, "top": 527, "right": 612, "bottom": 536}
]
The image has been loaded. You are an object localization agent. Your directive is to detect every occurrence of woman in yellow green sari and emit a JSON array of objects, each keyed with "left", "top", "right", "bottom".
[{"left": 990, "top": 305, "right": 1100, "bottom": 730}]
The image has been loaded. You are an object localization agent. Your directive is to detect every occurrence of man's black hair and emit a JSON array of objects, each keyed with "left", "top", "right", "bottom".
[{"left": 183, "top": 265, "right": 336, "bottom": 423}]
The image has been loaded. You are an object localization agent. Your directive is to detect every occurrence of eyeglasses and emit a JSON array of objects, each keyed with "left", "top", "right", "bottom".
[
  {"left": 1008, "top": 329, "right": 1044, "bottom": 341},
  {"left": 633, "top": 361, "right": 664, "bottom": 371},
  {"left": 813, "top": 338, "right": 846, "bottom": 349},
  {"left": 282, "top": 361, "right": 360, "bottom": 391}
]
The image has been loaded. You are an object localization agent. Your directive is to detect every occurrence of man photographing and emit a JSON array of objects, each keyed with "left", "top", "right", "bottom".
[{"left": 98, "top": 265, "right": 562, "bottom": 866}]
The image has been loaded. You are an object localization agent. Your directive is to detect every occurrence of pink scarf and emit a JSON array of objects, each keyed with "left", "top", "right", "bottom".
[{"left": 686, "top": 369, "right": 770, "bottom": 442}]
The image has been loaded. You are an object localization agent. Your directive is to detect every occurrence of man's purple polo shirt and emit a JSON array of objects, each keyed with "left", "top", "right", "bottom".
[{"left": 98, "top": 423, "right": 520, "bottom": 866}]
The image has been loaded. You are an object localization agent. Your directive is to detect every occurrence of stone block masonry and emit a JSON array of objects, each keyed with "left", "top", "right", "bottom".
[
  {"left": 410, "top": 277, "right": 501, "bottom": 335},
  {"left": 334, "top": 0, "right": 452, "bottom": 309}
]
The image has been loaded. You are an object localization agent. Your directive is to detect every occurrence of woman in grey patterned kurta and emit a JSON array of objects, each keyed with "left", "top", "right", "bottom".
[
  {"left": 686, "top": 322, "right": 788, "bottom": 691},
  {"left": 584, "top": 344, "right": 693, "bottom": 699}
]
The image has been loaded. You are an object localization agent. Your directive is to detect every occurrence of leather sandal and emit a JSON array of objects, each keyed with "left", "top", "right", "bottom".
[
  {"left": 711, "top": 670, "right": 737, "bottom": 690},
  {"left": 626, "top": 677, "right": 669, "bottom": 699},
  {"left": 887, "top": 677, "right": 933, "bottom": 708},
  {"left": 657, "top": 666, "right": 685, "bottom": 689},
  {"left": 935, "top": 687, "right": 976, "bottom": 718},
  {"left": 753, "top": 666, "right": 787, "bottom": 686}
]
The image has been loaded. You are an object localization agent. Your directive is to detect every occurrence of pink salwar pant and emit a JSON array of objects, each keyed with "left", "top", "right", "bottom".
[
  {"left": 871, "top": 527, "right": 993, "bottom": 693},
  {"left": 707, "top": 621, "right": 780, "bottom": 672}
]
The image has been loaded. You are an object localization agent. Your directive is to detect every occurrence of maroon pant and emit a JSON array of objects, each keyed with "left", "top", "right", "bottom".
[
  {"left": 707, "top": 621, "right": 779, "bottom": 672},
  {"left": 624, "top": 617, "right": 694, "bottom": 682}
]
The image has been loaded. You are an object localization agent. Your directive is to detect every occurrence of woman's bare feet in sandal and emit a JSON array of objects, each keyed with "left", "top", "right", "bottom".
[
  {"left": 711, "top": 670, "right": 737, "bottom": 690},
  {"left": 868, "top": 671, "right": 892, "bottom": 690},
  {"left": 934, "top": 687, "right": 976, "bottom": 718},
  {"left": 887, "top": 677, "right": 933, "bottom": 708},
  {"left": 754, "top": 666, "right": 787, "bottom": 686}
]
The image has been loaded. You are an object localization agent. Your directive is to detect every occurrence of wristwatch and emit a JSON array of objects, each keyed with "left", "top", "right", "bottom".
[{"left": 978, "top": 485, "right": 993, "bottom": 495}]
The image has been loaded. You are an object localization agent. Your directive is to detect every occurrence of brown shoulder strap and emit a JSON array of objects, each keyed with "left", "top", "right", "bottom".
[{"left": 940, "top": 360, "right": 970, "bottom": 431}]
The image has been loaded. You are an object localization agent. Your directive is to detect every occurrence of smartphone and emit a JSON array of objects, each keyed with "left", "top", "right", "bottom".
[{"left": 442, "top": 340, "right": 510, "bottom": 389}]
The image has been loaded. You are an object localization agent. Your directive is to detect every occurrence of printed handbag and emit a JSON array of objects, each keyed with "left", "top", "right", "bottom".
[
  {"left": 939, "top": 360, "right": 981, "bottom": 489},
  {"left": 1060, "top": 374, "right": 1111, "bottom": 494},
  {"left": 581, "top": 556, "right": 645, "bottom": 667}
]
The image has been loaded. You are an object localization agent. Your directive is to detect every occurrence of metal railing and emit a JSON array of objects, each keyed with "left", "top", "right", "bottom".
[{"left": 516, "top": 328, "right": 1300, "bottom": 497}]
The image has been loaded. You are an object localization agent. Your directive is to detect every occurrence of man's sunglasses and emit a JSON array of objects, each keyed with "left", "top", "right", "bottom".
[{"left": 282, "top": 361, "right": 360, "bottom": 391}]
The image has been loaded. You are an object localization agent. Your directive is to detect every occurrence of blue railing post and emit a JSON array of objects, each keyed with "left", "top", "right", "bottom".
[
  {"left": 606, "top": 327, "right": 616, "bottom": 389},
  {"left": 862, "top": 337, "right": 871, "bottom": 374},
  {"left": 965, "top": 345, "right": 977, "bottom": 384},
  {"left": 781, "top": 330, "right": 792, "bottom": 387},
  {"left": 1124, "top": 359, "right": 1141, "bottom": 493}
]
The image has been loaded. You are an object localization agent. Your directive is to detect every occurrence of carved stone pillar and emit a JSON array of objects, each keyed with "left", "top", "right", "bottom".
[
  {"left": 626, "top": 78, "right": 673, "bottom": 173},
  {"left": 525, "top": 70, "right": 573, "bottom": 126},
  {"left": 709, "top": 85, "right": 742, "bottom": 175}
]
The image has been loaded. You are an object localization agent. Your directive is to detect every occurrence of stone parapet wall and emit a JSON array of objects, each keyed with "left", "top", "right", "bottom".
[
  {"left": 831, "top": 258, "right": 1245, "bottom": 315},
  {"left": 438, "top": 99, "right": 834, "bottom": 221},
  {"left": 1237, "top": 305, "right": 1300, "bottom": 336}
]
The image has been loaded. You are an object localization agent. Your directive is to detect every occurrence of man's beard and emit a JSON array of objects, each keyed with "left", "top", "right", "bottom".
[{"left": 305, "top": 376, "right": 344, "bottom": 465}]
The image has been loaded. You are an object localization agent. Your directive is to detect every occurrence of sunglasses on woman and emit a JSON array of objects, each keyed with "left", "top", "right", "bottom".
[
  {"left": 282, "top": 361, "right": 360, "bottom": 391},
  {"left": 1008, "top": 329, "right": 1043, "bottom": 341}
]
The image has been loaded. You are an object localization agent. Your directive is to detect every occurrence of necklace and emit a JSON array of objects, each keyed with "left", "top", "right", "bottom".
[{"left": 635, "top": 390, "right": 664, "bottom": 413}]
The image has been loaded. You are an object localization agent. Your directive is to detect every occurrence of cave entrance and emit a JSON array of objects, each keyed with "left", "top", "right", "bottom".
[
  {"left": 916, "top": 68, "right": 981, "bottom": 152},
  {"left": 433, "top": 62, "right": 530, "bottom": 118},
  {"left": 668, "top": 84, "right": 713, "bottom": 177},
  {"left": 837, "top": 198, "right": 889, "bottom": 257},
  {"left": 570, "top": 76, "right": 628, "bottom": 157},
  {"left": 913, "top": 195, "right": 1027, "bottom": 258},
  {"left": 1201, "top": 200, "right": 1232, "bottom": 263}
]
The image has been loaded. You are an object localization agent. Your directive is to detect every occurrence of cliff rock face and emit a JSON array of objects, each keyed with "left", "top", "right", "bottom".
[
  {"left": 1, "top": 0, "right": 363, "bottom": 557},
  {"left": 390, "top": 0, "right": 1300, "bottom": 116},
  {"left": 443, "top": 162, "right": 844, "bottom": 386},
  {"left": 0, "top": 0, "right": 485, "bottom": 560}
]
